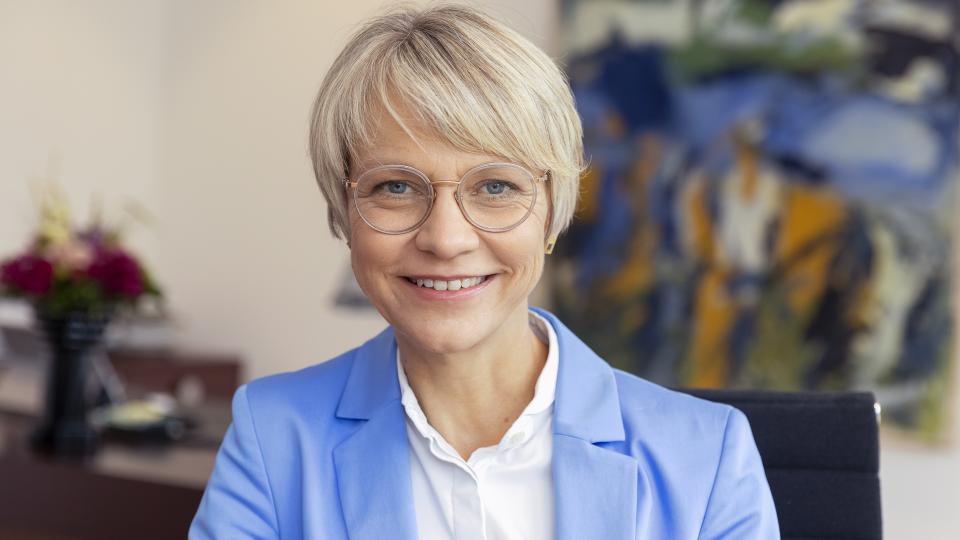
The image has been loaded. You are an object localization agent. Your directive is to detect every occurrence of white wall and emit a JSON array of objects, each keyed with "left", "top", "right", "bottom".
[
  {"left": 0, "top": 1, "right": 955, "bottom": 538},
  {"left": 0, "top": 0, "right": 165, "bottom": 278}
]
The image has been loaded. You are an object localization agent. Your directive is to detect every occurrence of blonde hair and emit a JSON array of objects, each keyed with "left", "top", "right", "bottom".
[{"left": 309, "top": 3, "right": 584, "bottom": 242}]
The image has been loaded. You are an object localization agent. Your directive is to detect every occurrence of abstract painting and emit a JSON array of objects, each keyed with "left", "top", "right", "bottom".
[{"left": 552, "top": 0, "right": 959, "bottom": 441}]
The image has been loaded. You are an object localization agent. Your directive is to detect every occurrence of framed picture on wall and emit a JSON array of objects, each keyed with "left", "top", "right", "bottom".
[{"left": 551, "top": 0, "right": 959, "bottom": 442}]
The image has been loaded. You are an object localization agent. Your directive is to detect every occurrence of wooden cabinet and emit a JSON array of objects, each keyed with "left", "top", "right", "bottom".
[{"left": 0, "top": 410, "right": 219, "bottom": 540}]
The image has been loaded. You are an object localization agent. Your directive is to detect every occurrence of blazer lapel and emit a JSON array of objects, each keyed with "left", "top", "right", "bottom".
[
  {"left": 333, "top": 328, "right": 418, "bottom": 540},
  {"left": 553, "top": 436, "right": 639, "bottom": 540},
  {"left": 534, "top": 308, "right": 641, "bottom": 540}
]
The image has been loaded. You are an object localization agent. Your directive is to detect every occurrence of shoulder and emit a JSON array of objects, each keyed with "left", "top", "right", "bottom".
[
  {"left": 240, "top": 347, "right": 360, "bottom": 424},
  {"left": 200, "top": 343, "right": 375, "bottom": 539},
  {"left": 607, "top": 369, "right": 771, "bottom": 526},
  {"left": 535, "top": 307, "right": 740, "bottom": 449},
  {"left": 609, "top": 368, "right": 748, "bottom": 467},
  {"left": 603, "top": 372, "right": 778, "bottom": 537},
  {"left": 612, "top": 368, "right": 735, "bottom": 433}
]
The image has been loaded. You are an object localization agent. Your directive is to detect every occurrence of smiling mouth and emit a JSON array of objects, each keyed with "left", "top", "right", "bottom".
[{"left": 404, "top": 276, "right": 489, "bottom": 291}]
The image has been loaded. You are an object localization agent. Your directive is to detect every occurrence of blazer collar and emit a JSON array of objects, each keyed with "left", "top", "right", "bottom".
[
  {"left": 530, "top": 307, "right": 626, "bottom": 442},
  {"left": 335, "top": 326, "right": 400, "bottom": 420},
  {"left": 336, "top": 308, "right": 628, "bottom": 442},
  {"left": 530, "top": 309, "right": 638, "bottom": 539},
  {"left": 332, "top": 329, "right": 417, "bottom": 540},
  {"left": 333, "top": 309, "right": 637, "bottom": 540}
]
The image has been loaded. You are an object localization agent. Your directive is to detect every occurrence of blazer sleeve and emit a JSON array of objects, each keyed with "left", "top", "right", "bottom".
[
  {"left": 189, "top": 385, "right": 279, "bottom": 539},
  {"left": 697, "top": 407, "right": 780, "bottom": 540}
]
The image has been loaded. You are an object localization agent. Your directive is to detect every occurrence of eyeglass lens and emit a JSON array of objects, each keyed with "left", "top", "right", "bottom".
[{"left": 353, "top": 165, "right": 537, "bottom": 233}]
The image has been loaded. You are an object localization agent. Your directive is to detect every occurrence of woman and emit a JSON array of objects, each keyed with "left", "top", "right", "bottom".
[{"left": 190, "top": 5, "right": 779, "bottom": 539}]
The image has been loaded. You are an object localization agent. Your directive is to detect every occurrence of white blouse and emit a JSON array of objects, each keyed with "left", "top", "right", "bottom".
[{"left": 396, "top": 312, "right": 559, "bottom": 540}]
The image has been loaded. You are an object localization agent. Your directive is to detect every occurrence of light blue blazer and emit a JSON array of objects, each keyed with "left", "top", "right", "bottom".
[{"left": 190, "top": 308, "right": 779, "bottom": 539}]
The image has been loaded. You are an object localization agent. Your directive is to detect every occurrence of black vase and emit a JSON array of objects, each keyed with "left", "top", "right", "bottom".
[{"left": 30, "top": 309, "right": 112, "bottom": 457}]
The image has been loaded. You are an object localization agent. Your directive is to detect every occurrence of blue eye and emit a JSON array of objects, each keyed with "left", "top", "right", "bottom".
[
  {"left": 386, "top": 181, "right": 408, "bottom": 194},
  {"left": 484, "top": 181, "right": 507, "bottom": 195}
]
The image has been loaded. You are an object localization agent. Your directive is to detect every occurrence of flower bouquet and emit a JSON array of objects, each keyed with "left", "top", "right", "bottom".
[{"left": 0, "top": 188, "right": 162, "bottom": 456}]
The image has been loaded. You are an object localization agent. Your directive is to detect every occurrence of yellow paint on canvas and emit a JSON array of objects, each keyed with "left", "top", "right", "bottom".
[
  {"left": 775, "top": 184, "right": 847, "bottom": 315},
  {"left": 688, "top": 268, "right": 737, "bottom": 387}
]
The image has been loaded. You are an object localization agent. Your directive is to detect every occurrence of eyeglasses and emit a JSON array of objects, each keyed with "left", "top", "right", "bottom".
[{"left": 343, "top": 162, "right": 549, "bottom": 235}]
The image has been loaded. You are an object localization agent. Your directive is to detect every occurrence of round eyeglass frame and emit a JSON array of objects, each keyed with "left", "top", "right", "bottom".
[{"left": 343, "top": 162, "right": 549, "bottom": 235}]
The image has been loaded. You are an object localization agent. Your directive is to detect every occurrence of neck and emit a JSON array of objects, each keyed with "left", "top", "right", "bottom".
[{"left": 397, "top": 304, "right": 548, "bottom": 460}]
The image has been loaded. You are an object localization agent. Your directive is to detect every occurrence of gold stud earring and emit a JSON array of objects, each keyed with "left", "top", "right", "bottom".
[{"left": 545, "top": 237, "right": 557, "bottom": 255}]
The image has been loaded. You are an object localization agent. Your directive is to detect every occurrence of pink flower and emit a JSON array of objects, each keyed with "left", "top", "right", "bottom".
[
  {"left": 1, "top": 254, "right": 54, "bottom": 296},
  {"left": 86, "top": 248, "right": 145, "bottom": 297},
  {"left": 45, "top": 240, "right": 95, "bottom": 273}
]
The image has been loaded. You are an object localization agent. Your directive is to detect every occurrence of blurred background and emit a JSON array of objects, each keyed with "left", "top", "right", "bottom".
[{"left": 0, "top": 0, "right": 956, "bottom": 538}]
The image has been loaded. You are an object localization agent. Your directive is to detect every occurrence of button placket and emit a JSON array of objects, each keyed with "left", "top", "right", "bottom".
[
  {"left": 397, "top": 312, "right": 561, "bottom": 540},
  {"left": 451, "top": 466, "right": 486, "bottom": 540}
]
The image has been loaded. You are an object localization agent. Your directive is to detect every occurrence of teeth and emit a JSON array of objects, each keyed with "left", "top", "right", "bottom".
[{"left": 409, "top": 276, "right": 486, "bottom": 291}]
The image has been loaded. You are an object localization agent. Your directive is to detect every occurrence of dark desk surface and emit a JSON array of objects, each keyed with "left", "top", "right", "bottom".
[{"left": 0, "top": 408, "right": 223, "bottom": 540}]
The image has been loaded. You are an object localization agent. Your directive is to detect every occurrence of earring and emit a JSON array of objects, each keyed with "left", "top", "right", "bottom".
[{"left": 545, "top": 237, "right": 557, "bottom": 255}]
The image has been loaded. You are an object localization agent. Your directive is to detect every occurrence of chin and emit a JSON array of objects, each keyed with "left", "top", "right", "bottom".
[{"left": 393, "top": 316, "right": 488, "bottom": 355}]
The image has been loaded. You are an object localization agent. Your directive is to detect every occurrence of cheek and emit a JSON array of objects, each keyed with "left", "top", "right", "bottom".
[
  {"left": 493, "top": 228, "right": 546, "bottom": 285},
  {"left": 510, "top": 200, "right": 549, "bottom": 277},
  {"left": 349, "top": 225, "right": 396, "bottom": 289}
]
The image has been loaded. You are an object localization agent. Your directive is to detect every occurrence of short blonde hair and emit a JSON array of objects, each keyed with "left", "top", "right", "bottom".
[{"left": 309, "top": 4, "right": 584, "bottom": 241}]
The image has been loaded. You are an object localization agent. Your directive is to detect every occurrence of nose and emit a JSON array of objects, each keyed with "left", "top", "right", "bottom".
[{"left": 414, "top": 185, "right": 480, "bottom": 259}]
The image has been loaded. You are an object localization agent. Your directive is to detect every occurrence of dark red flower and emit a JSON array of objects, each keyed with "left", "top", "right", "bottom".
[
  {"left": 86, "top": 248, "right": 145, "bottom": 297},
  {"left": 0, "top": 254, "right": 54, "bottom": 295}
]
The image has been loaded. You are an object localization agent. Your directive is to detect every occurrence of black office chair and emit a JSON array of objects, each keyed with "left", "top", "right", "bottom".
[{"left": 684, "top": 389, "right": 882, "bottom": 540}]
